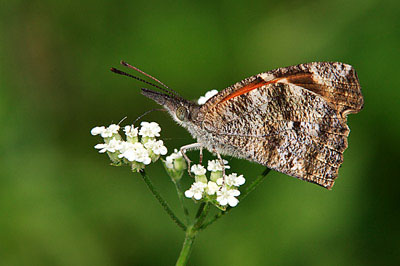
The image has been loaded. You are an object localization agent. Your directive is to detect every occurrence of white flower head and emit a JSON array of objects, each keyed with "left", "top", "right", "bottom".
[
  {"left": 91, "top": 126, "right": 106, "bottom": 136},
  {"left": 124, "top": 125, "right": 138, "bottom": 138},
  {"left": 223, "top": 173, "right": 246, "bottom": 187},
  {"left": 144, "top": 139, "right": 167, "bottom": 155},
  {"left": 117, "top": 142, "right": 134, "bottom": 160},
  {"left": 191, "top": 164, "right": 206, "bottom": 176},
  {"left": 185, "top": 182, "right": 207, "bottom": 200},
  {"left": 100, "top": 124, "right": 120, "bottom": 138},
  {"left": 207, "top": 159, "right": 230, "bottom": 172},
  {"left": 216, "top": 186, "right": 240, "bottom": 207},
  {"left": 198, "top": 89, "right": 218, "bottom": 105},
  {"left": 94, "top": 138, "right": 122, "bottom": 153},
  {"left": 139, "top": 121, "right": 161, "bottom": 137},
  {"left": 206, "top": 181, "right": 219, "bottom": 195},
  {"left": 165, "top": 149, "right": 183, "bottom": 169},
  {"left": 118, "top": 142, "right": 151, "bottom": 165},
  {"left": 170, "top": 149, "right": 182, "bottom": 159}
]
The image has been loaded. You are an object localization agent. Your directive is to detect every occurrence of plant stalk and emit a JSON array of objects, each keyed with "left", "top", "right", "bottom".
[
  {"left": 175, "top": 202, "right": 210, "bottom": 265},
  {"left": 175, "top": 225, "right": 197, "bottom": 266},
  {"left": 140, "top": 170, "right": 186, "bottom": 231},
  {"left": 173, "top": 180, "right": 190, "bottom": 224}
]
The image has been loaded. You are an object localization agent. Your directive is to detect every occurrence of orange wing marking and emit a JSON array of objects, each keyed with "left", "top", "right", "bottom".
[
  {"left": 218, "top": 73, "right": 314, "bottom": 105},
  {"left": 218, "top": 79, "right": 276, "bottom": 104}
]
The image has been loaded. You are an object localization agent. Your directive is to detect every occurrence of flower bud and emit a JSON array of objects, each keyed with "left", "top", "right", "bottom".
[
  {"left": 163, "top": 149, "right": 186, "bottom": 181},
  {"left": 173, "top": 157, "right": 187, "bottom": 171},
  {"left": 191, "top": 164, "right": 207, "bottom": 183},
  {"left": 210, "top": 171, "right": 222, "bottom": 182},
  {"left": 106, "top": 134, "right": 122, "bottom": 143},
  {"left": 127, "top": 136, "right": 139, "bottom": 143},
  {"left": 124, "top": 125, "right": 139, "bottom": 143},
  {"left": 141, "top": 136, "right": 153, "bottom": 144},
  {"left": 195, "top": 174, "right": 207, "bottom": 184},
  {"left": 163, "top": 162, "right": 184, "bottom": 181}
]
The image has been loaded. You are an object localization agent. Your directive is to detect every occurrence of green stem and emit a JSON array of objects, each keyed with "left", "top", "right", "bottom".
[
  {"left": 200, "top": 209, "right": 225, "bottom": 231},
  {"left": 240, "top": 167, "right": 271, "bottom": 201},
  {"left": 194, "top": 202, "right": 210, "bottom": 229},
  {"left": 173, "top": 180, "right": 190, "bottom": 224},
  {"left": 175, "top": 202, "right": 210, "bottom": 266},
  {"left": 195, "top": 202, "right": 206, "bottom": 219},
  {"left": 175, "top": 225, "right": 197, "bottom": 266},
  {"left": 200, "top": 167, "right": 271, "bottom": 230},
  {"left": 140, "top": 170, "right": 186, "bottom": 231}
]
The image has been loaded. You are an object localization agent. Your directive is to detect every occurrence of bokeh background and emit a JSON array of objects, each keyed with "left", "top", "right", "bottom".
[{"left": 1, "top": 0, "right": 399, "bottom": 265}]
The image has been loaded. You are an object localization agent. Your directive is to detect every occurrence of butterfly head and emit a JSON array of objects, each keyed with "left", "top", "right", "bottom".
[{"left": 141, "top": 88, "right": 200, "bottom": 126}]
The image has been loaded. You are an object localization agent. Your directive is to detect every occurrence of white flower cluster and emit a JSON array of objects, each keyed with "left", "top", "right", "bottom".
[
  {"left": 184, "top": 160, "right": 245, "bottom": 208},
  {"left": 162, "top": 149, "right": 187, "bottom": 181},
  {"left": 91, "top": 122, "right": 167, "bottom": 171},
  {"left": 197, "top": 89, "right": 218, "bottom": 105}
]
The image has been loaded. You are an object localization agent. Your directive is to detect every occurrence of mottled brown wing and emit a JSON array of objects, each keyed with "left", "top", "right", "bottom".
[{"left": 199, "top": 62, "right": 363, "bottom": 189}]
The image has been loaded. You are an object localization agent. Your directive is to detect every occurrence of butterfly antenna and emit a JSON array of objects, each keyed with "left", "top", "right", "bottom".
[
  {"left": 110, "top": 67, "right": 175, "bottom": 97},
  {"left": 120, "top": 61, "right": 175, "bottom": 92},
  {"left": 120, "top": 61, "right": 181, "bottom": 97},
  {"left": 118, "top": 116, "right": 128, "bottom": 125}
]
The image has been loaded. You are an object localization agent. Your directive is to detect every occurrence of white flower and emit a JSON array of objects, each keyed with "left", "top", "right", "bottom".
[
  {"left": 99, "top": 124, "right": 120, "bottom": 138},
  {"left": 94, "top": 138, "right": 122, "bottom": 153},
  {"left": 165, "top": 155, "right": 175, "bottom": 169},
  {"left": 124, "top": 125, "right": 138, "bottom": 138},
  {"left": 118, "top": 142, "right": 151, "bottom": 164},
  {"left": 216, "top": 187, "right": 240, "bottom": 207},
  {"left": 207, "top": 159, "right": 230, "bottom": 172},
  {"left": 206, "top": 181, "right": 219, "bottom": 195},
  {"left": 170, "top": 149, "right": 182, "bottom": 159},
  {"left": 139, "top": 121, "right": 161, "bottom": 137},
  {"left": 144, "top": 139, "right": 167, "bottom": 155},
  {"left": 217, "top": 173, "right": 245, "bottom": 187},
  {"left": 91, "top": 126, "right": 106, "bottom": 136},
  {"left": 117, "top": 142, "right": 135, "bottom": 160},
  {"left": 185, "top": 182, "right": 207, "bottom": 200},
  {"left": 191, "top": 164, "right": 206, "bottom": 176},
  {"left": 165, "top": 149, "right": 183, "bottom": 169},
  {"left": 198, "top": 89, "right": 218, "bottom": 105}
]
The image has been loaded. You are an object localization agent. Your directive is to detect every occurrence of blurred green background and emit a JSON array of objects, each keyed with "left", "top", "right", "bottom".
[{"left": 1, "top": 0, "right": 399, "bottom": 265}]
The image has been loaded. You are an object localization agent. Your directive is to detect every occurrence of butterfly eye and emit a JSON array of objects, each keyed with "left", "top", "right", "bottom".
[{"left": 176, "top": 106, "right": 188, "bottom": 121}]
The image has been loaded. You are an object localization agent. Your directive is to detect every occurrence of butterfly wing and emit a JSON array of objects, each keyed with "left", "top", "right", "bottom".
[{"left": 198, "top": 62, "right": 363, "bottom": 189}]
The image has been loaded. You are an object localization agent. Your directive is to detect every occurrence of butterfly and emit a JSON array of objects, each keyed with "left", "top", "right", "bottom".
[{"left": 111, "top": 61, "right": 363, "bottom": 189}]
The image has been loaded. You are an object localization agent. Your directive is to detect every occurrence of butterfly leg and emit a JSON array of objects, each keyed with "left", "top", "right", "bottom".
[
  {"left": 199, "top": 147, "right": 203, "bottom": 165},
  {"left": 180, "top": 143, "right": 203, "bottom": 176},
  {"left": 213, "top": 149, "right": 227, "bottom": 188},
  {"left": 213, "top": 149, "right": 227, "bottom": 177},
  {"left": 215, "top": 152, "right": 225, "bottom": 176}
]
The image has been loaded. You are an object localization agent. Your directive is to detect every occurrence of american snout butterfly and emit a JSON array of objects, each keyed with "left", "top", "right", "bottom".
[{"left": 111, "top": 61, "right": 363, "bottom": 189}]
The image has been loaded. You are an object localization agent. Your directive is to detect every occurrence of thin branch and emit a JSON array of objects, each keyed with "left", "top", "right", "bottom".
[
  {"left": 194, "top": 202, "right": 206, "bottom": 219},
  {"left": 240, "top": 167, "right": 272, "bottom": 201},
  {"left": 140, "top": 170, "right": 186, "bottom": 231},
  {"left": 173, "top": 180, "right": 190, "bottom": 224},
  {"left": 194, "top": 202, "right": 210, "bottom": 229}
]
